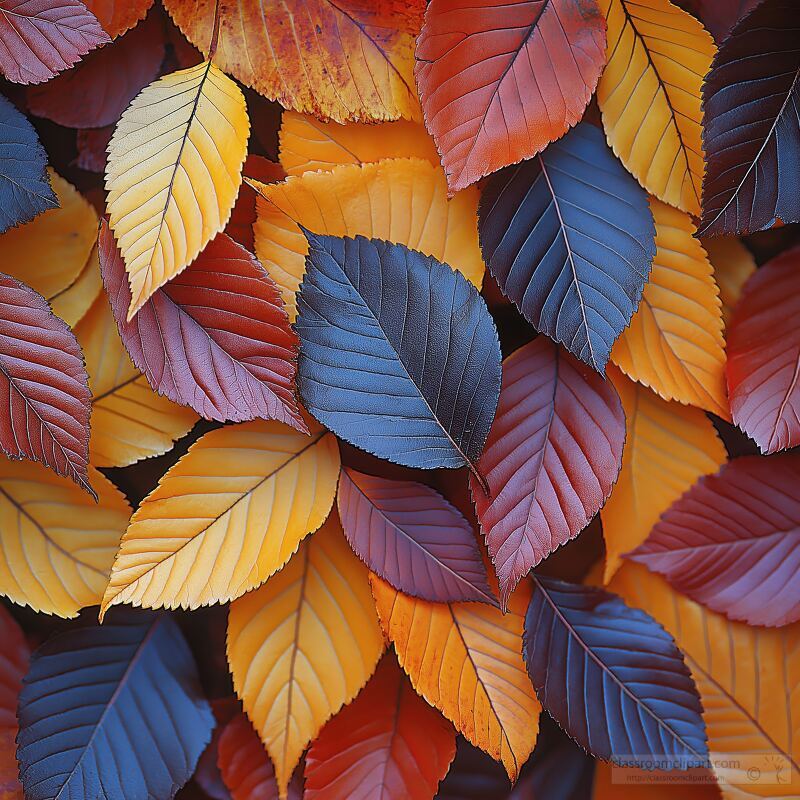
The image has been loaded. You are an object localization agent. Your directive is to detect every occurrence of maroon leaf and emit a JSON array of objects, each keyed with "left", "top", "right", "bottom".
[
  {"left": 0, "top": 273, "right": 93, "bottom": 495},
  {"left": 27, "top": 9, "right": 164, "bottom": 128},
  {"left": 226, "top": 155, "right": 285, "bottom": 251},
  {"left": 98, "top": 220, "right": 307, "bottom": 431},
  {"left": 75, "top": 125, "right": 112, "bottom": 172},
  {"left": 627, "top": 453, "right": 800, "bottom": 628},
  {"left": 0, "top": 0, "right": 110, "bottom": 85},
  {"left": 470, "top": 337, "right": 625, "bottom": 608},
  {"left": 727, "top": 245, "right": 800, "bottom": 454},
  {"left": 337, "top": 466, "right": 497, "bottom": 606}
]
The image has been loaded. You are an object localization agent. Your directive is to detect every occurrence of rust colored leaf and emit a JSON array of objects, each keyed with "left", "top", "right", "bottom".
[{"left": 83, "top": 0, "right": 153, "bottom": 37}]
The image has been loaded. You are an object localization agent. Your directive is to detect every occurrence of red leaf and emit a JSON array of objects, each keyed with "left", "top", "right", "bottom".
[
  {"left": 27, "top": 10, "right": 164, "bottom": 128},
  {"left": 83, "top": 0, "right": 152, "bottom": 38},
  {"left": 415, "top": 0, "right": 606, "bottom": 193},
  {"left": 226, "top": 156, "right": 286, "bottom": 251},
  {"left": 75, "top": 125, "right": 112, "bottom": 172},
  {"left": 627, "top": 453, "right": 800, "bottom": 628},
  {"left": 337, "top": 466, "right": 498, "bottom": 606},
  {"left": 99, "top": 221, "right": 307, "bottom": 431},
  {"left": 0, "top": 273, "right": 93, "bottom": 495},
  {"left": 0, "top": 0, "right": 110, "bottom": 85},
  {"left": 727, "top": 245, "right": 800, "bottom": 454},
  {"left": 0, "top": 606, "right": 27, "bottom": 800},
  {"left": 304, "top": 655, "right": 456, "bottom": 800},
  {"left": 217, "top": 713, "right": 302, "bottom": 800},
  {"left": 470, "top": 337, "right": 625, "bottom": 607}
]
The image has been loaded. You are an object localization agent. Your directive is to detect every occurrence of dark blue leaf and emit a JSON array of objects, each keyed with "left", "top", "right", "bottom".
[
  {"left": 16, "top": 611, "right": 214, "bottom": 800},
  {"left": 478, "top": 122, "right": 655, "bottom": 373},
  {"left": 295, "top": 232, "right": 502, "bottom": 480},
  {"left": 0, "top": 93, "right": 57, "bottom": 234},
  {"left": 523, "top": 576, "right": 707, "bottom": 762}
]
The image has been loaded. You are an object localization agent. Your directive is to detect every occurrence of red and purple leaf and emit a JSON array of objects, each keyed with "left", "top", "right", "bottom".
[
  {"left": 99, "top": 220, "right": 307, "bottom": 431},
  {"left": 470, "top": 337, "right": 625, "bottom": 607},
  {"left": 0, "top": 273, "right": 93, "bottom": 495},
  {"left": 337, "top": 466, "right": 497, "bottom": 606},
  {"left": 627, "top": 453, "right": 800, "bottom": 628}
]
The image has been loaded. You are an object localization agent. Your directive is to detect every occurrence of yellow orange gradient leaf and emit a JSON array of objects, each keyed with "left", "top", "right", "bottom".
[
  {"left": 702, "top": 237, "right": 757, "bottom": 329},
  {"left": 0, "top": 459, "right": 130, "bottom": 617},
  {"left": 611, "top": 199, "right": 728, "bottom": 417},
  {"left": 370, "top": 573, "right": 540, "bottom": 782},
  {"left": 597, "top": 0, "right": 715, "bottom": 215},
  {"left": 278, "top": 111, "right": 439, "bottom": 176},
  {"left": 227, "top": 515, "right": 384, "bottom": 799},
  {"left": 252, "top": 158, "right": 485, "bottom": 321},
  {"left": 105, "top": 61, "right": 249, "bottom": 319},
  {"left": 74, "top": 291, "right": 198, "bottom": 469},
  {"left": 0, "top": 170, "right": 98, "bottom": 323},
  {"left": 100, "top": 420, "right": 340, "bottom": 615},
  {"left": 609, "top": 563, "right": 800, "bottom": 798},
  {"left": 601, "top": 366, "right": 727, "bottom": 583},
  {"left": 162, "top": 0, "right": 422, "bottom": 124}
]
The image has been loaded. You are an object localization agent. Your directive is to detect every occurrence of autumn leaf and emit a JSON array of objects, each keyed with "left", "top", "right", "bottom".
[
  {"left": 252, "top": 157, "right": 486, "bottom": 322},
  {"left": 601, "top": 366, "right": 727, "bottom": 582},
  {"left": 162, "top": 0, "right": 423, "bottom": 123},
  {"left": 49, "top": 244, "right": 103, "bottom": 328},
  {"left": 296, "top": 232, "right": 501, "bottom": 478},
  {"left": 304, "top": 654, "right": 457, "bottom": 799},
  {"left": 0, "top": 606, "right": 27, "bottom": 800},
  {"left": 478, "top": 122, "right": 656, "bottom": 373},
  {"left": 227, "top": 516, "right": 385, "bottom": 799},
  {"left": 226, "top": 155, "right": 286, "bottom": 250},
  {"left": 597, "top": 0, "right": 715, "bottom": 216},
  {"left": 416, "top": 0, "right": 607, "bottom": 193},
  {"left": 83, "top": 0, "right": 153, "bottom": 38},
  {"left": 105, "top": 60, "right": 249, "bottom": 318},
  {"left": 370, "top": 572, "right": 540, "bottom": 782},
  {"left": 702, "top": 236, "right": 756, "bottom": 329},
  {"left": 101, "top": 420, "right": 340, "bottom": 614}
]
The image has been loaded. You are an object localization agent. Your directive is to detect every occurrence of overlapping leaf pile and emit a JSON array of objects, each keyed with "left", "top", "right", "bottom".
[{"left": 0, "top": 0, "right": 797, "bottom": 798}]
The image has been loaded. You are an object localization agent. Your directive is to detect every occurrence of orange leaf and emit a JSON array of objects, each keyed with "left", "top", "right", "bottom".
[{"left": 84, "top": 0, "right": 153, "bottom": 37}]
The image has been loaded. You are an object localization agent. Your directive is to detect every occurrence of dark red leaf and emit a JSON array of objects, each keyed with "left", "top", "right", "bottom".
[
  {"left": 193, "top": 698, "right": 238, "bottom": 800},
  {"left": 226, "top": 155, "right": 286, "bottom": 250},
  {"left": 305, "top": 655, "right": 456, "bottom": 800},
  {"left": 99, "top": 221, "right": 307, "bottom": 431},
  {"left": 0, "top": 0, "right": 110, "bottom": 85},
  {"left": 627, "top": 453, "right": 800, "bottom": 627},
  {"left": 727, "top": 245, "right": 800, "bottom": 454},
  {"left": 27, "top": 10, "right": 164, "bottom": 128},
  {"left": 83, "top": 0, "right": 153, "bottom": 38},
  {"left": 470, "top": 337, "right": 625, "bottom": 607},
  {"left": 0, "top": 273, "right": 93, "bottom": 495},
  {"left": 75, "top": 125, "right": 112, "bottom": 172},
  {"left": 337, "top": 466, "right": 497, "bottom": 606},
  {"left": 674, "top": 0, "right": 759, "bottom": 42},
  {"left": 0, "top": 605, "right": 27, "bottom": 800}
]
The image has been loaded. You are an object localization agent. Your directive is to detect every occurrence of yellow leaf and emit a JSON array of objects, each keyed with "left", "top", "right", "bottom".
[
  {"left": 279, "top": 111, "right": 439, "bottom": 177},
  {"left": 611, "top": 198, "right": 728, "bottom": 417},
  {"left": 0, "top": 459, "right": 129, "bottom": 617},
  {"left": 0, "top": 170, "right": 98, "bottom": 323},
  {"left": 227, "top": 515, "right": 384, "bottom": 799},
  {"left": 609, "top": 563, "right": 800, "bottom": 797},
  {"left": 702, "top": 237, "right": 756, "bottom": 329},
  {"left": 101, "top": 420, "right": 340, "bottom": 615},
  {"left": 106, "top": 61, "right": 249, "bottom": 319},
  {"left": 73, "top": 292, "right": 198, "bottom": 469},
  {"left": 370, "top": 573, "right": 540, "bottom": 781},
  {"left": 162, "top": 0, "right": 422, "bottom": 124},
  {"left": 597, "top": 0, "right": 715, "bottom": 215},
  {"left": 601, "top": 366, "right": 727, "bottom": 583},
  {"left": 252, "top": 158, "right": 485, "bottom": 322}
]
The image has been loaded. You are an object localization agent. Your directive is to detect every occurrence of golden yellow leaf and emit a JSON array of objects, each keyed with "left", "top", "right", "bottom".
[
  {"left": 106, "top": 61, "right": 249, "bottom": 319},
  {"left": 227, "top": 515, "right": 384, "bottom": 799},
  {"left": 370, "top": 573, "right": 540, "bottom": 781},
  {"left": 0, "top": 459, "right": 129, "bottom": 617},
  {"left": 597, "top": 0, "right": 715, "bottom": 215},
  {"left": 611, "top": 198, "right": 728, "bottom": 417},
  {"left": 74, "top": 292, "right": 198, "bottom": 469},
  {"left": 100, "top": 420, "right": 340, "bottom": 615},
  {"left": 702, "top": 237, "right": 757, "bottom": 329},
  {"left": 252, "top": 158, "right": 485, "bottom": 321},
  {"left": 601, "top": 366, "right": 727, "bottom": 583},
  {"left": 609, "top": 563, "right": 800, "bottom": 797},
  {"left": 279, "top": 111, "right": 439, "bottom": 177},
  {"left": 162, "top": 0, "right": 422, "bottom": 124},
  {"left": 0, "top": 170, "right": 97, "bottom": 322}
]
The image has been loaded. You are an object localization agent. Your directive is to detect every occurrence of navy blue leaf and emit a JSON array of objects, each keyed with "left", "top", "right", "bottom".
[
  {"left": 295, "top": 232, "right": 502, "bottom": 482},
  {"left": 478, "top": 122, "right": 656, "bottom": 373},
  {"left": 523, "top": 575, "right": 707, "bottom": 762},
  {"left": 16, "top": 611, "right": 214, "bottom": 800},
  {"left": 0, "top": 93, "right": 57, "bottom": 234}
]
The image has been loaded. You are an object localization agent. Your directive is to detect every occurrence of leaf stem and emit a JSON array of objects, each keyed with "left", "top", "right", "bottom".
[
  {"left": 469, "top": 462, "right": 490, "bottom": 497},
  {"left": 208, "top": 0, "right": 222, "bottom": 61}
]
